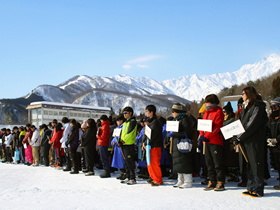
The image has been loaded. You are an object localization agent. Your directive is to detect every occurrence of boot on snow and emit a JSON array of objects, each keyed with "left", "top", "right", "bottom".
[
  {"left": 100, "top": 170, "right": 111, "bottom": 178},
  {"left": 214, "top": 181, "right": 225, "bottom": 191},
  {"left": 204, "top": 181, "right": 217, "bottom": 191}
]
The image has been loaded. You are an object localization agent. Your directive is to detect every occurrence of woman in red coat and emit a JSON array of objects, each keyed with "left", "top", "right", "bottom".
[
  {"left": 49, "top": 123, "right": 63, "bottom": 167},
  {"left": 199, "top": 94, "right": 225, "bottom": 191}
]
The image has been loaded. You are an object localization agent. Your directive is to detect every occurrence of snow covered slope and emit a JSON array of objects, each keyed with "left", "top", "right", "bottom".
[{"left": 0, "top": 164, "right": 279, "bottom": 210}]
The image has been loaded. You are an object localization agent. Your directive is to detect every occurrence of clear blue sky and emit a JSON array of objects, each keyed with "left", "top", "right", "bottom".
[{"left": 1, "top": 0, "right": 280, "bottom": 99}]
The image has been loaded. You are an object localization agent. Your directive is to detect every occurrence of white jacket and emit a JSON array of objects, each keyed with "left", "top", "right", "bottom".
[
  {"left": 60, "top": 123, "right": 71, "bottom": 148},
  {"left": 30, "top": 129, "right": 41, "bottom": 146},
  {"left": 5, "top": 134, "right": 13, "bottom": 147}
]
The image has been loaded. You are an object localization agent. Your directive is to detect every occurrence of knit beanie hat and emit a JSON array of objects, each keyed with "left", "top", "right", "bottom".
[
  {"left": 199, "top": 104, "right": 206, "bottom": 114},
  {"left": 172, "top": 103, "right": 186, "bottom": 113}
]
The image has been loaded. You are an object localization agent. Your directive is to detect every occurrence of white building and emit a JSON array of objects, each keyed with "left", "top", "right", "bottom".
[{"left": 26, "top": 101, "right": 111, "bottom": 126}]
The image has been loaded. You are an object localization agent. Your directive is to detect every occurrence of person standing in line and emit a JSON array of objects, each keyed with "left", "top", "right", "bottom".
[
  {"left": 142, "top": 105, "right": 163, "bottom": 186},
  {"left": 111, "top": 115, "right": 126, "bottom": 180},
  {"left": 236, "top": 87, "right": 268, "bottom": 197},
  {"left": 29, "top": 125, "right": 41, "bottom": 166},
  {"left": 22, "top": 124, "right": 33, "bottom": 166},
  {"left": 199, "top": 94, "right": 225, "bottom": 191},
  {"left": 49, "top": 119, "right": 57, "bottom": 166},
  {"left": 40, "top": 124, "right": 52, "bottom": 167},
  {"left": 66, "top": 119, "right": 80, "bottom": 174},
  {"left": 60, "top": 117, "right": 72, "bottom": 171},
  {"left": 170, "top": 103, "right": 194, "bottom": 189},
  {"left": 97, "top": 115, "right": 111, "bottom": 178},
  {"left": 4, "top": 129, "right": 13, "bottom": 163},
  {"left": 118, "top": 107, "right": 137, "bottom": 185},
  {"left": 1, "top": 128, "right": 7, "bottom": 163},
  {"left": 222, "top": 102, "right": 239, "bottom": 183},
  {"left": 49, "top": 123, "right": 63, "bottom": 168},
  {"left": 267, "top": 97, "right": 280, "bottom": 190},
  {"left": 81, "top": 119, "right": 97, "bottom": 176},
  {"left": 18, "top": 127, "right": 26, "bottom": 164},
  {"left": 12, "top": 126, "right": 20, "bottom": 163}
]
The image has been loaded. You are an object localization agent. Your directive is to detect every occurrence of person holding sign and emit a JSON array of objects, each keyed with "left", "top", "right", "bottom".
[
  {"left": 118, "top": 107, "right": 138, "bottom": 185},
  {"left": 222, "top": 102, "right": 239, "bottom": 183},
  {"left": 142, "top": 105, "right": 163, "bottom": 186},
  {"left": 111, "top": 115, "right": 125, "bottom": 180},
  {"left": 199, "top": 94, "right": 225, "bottom": 191},
  {"left": 236, "top": 87, "right": 268, "bottom": 197},
  {"left": 170, "top": 103, "right": 194, "bottom": 189}
]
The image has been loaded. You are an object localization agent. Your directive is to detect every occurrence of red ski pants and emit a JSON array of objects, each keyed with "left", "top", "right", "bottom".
[{"left": 147, "top": 147, "right": 163, "bottom": 184}]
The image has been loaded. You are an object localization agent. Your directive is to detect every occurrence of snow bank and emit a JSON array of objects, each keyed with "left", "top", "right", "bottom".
[{"left": 0, "top": 164, "right": 279, "bottom": 210}]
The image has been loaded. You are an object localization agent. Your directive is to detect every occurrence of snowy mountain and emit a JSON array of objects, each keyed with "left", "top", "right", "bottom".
[
  {"left": 111, "top": 54, "right": 280, "bottom": 101},
  {"left": 1, "top": 54, "right": 280, "bottom": 123}
]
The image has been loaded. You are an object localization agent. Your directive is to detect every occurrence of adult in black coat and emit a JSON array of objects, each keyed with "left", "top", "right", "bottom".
[
  {"left": 81, "top": 119, "right": 97, "bottom": 176},
  {"left": 237, "top": 86, "right": 268, "bottom": 197},
  {"left": 170, "top": 103, "right": 194, "bottom": 188},
  {"left": 267, "top": 97, "right": 280, "bottom": 190},
  {"left": 40, "top": 124, "right": 52, "bottom": 166}
]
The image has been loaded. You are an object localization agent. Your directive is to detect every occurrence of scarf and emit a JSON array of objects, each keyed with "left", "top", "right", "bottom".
[
  {"left": 175, "top": 112, "right": 186, "bottom": 121},
  {"left": 205, "top": 104, "right": 218, "bottom": 111}
]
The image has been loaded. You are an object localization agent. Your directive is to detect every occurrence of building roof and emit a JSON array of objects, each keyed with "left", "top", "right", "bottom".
[{"left": 26, "top": 101, "right": 111, "bottom": 112}]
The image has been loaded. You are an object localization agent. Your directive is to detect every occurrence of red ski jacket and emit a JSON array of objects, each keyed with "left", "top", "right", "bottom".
[{"left": 199, "top": 106, "right": 224, "bottom": 145}]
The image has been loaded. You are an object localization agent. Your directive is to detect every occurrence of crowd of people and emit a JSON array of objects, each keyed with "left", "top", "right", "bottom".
[{"left": 0, "top": 86, "right": 279, "bottom": 198}]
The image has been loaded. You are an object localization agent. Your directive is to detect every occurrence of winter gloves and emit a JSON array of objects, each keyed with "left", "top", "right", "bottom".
[{"left": 267, "top": 138, "right": 278, "bottom": 147}]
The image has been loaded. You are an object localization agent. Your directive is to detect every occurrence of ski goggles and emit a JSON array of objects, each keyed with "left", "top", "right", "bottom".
[{"left": 270, "top": 104, "right": 280, "bottom": 111}]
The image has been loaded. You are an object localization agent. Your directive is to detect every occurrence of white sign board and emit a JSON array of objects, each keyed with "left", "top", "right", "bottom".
[
  {"left": 145, "top": 125, "right": 152, "bottom": 139},
  {"left": 112, "top": 128, "right": 122, "bottom": 137},
  {"left": 220, "top": 120, "right": 245, "bottom": 140},
  {"left": 166, "top": 121, "right": 179, "bottom": 132},
  {"left": 197, "top": 119, "right": 212, "bottom": 132}
]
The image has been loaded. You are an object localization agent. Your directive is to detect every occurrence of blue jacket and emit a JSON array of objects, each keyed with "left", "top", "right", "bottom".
[
  {"left": 111, "top": 125, "right": 124, "bottom": 169},
  {"left": 137, "top": 127, "right": 147, "bottom": 168},
  {"left": 160, "top": 124, "right": 170, "bottom": 165}
]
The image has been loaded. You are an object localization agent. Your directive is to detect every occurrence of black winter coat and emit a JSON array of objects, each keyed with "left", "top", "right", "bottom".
[
  {"left": 223, "top": 117, "right": 239, "bottom": 167},
  {"left": 172, "top": 114, "right": 193, "bottom": 174},
  {"left": 142, "top": 115, "right": 163, "bottom": 148},
  {"left": 238, "top": 100, "right": 268, "bottom": 177},
  {"left": 81, "top": 128, "right": 97, "bottom": 148},
  {"left": 40, "top": 129, "right": 52, "bottom": 146}
]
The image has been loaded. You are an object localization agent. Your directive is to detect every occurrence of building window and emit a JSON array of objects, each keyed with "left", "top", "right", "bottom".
[{"left": 54, "top": 111, "right": 58, "bottom": 116}]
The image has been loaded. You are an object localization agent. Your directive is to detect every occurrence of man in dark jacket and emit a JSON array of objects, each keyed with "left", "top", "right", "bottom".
[
  {"left": 40, "top": 124, "right": 52, "bottom": 166},
  {"left": 142, "top": 105, "right": 163, "bottom": 186}
]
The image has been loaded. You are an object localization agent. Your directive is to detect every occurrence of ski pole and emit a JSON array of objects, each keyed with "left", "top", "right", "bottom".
[
  {"left": 169, "top": 137, "right": 173, "bottom": 154},
  {"left": 238, "top": 144, "right": 248, "bottom": 163}
]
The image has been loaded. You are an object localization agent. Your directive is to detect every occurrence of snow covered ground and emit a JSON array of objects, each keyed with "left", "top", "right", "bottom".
[{"left": 0, "top": 163, "right": 279, "bottom": 210}]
